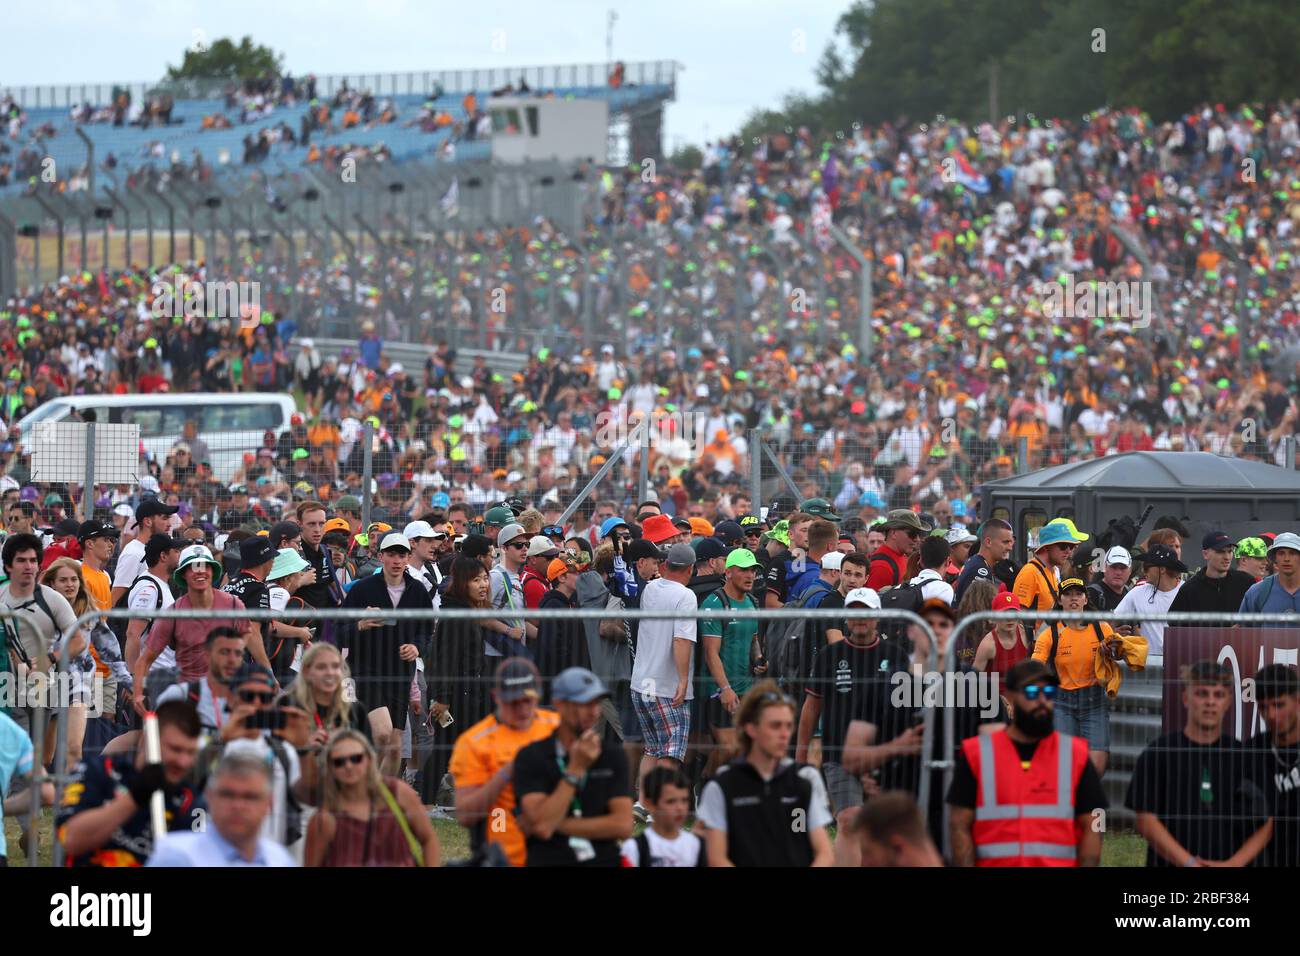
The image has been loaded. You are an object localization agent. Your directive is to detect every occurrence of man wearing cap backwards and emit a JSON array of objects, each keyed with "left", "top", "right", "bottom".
[
  {"left": 39, "top": 517, "right": 83, "bottom": 570},
  {"left": 339, "top": 532, "right": 434, "bottom": 776},
  {"left": 1014, "top": 518, "right": 1089, "bottom": 630},
  {"left": 515, "top": 667, "right": 634, "bottom": 866},
  {"left": 1086, "top": 546, "right": 1133, "bottom": 612},
  {"left": 631, "top": 543, "right": 700, "bottom": 792},
  {"left": 699, "top": 548, "right": 763, "bottom": 779},
  {"left": 111, "top": 497, "right": 180, "bottom": 604},
  {"left": 943, "top": 526, "right": 977, "bottom": 583},
  {"left": 1113, "top": 543, "right": 1187, "bottom": 655},
  {"left": 521, "top": 534, "right": 561, "bottom": 609},
  {"left": 486, "top": 521, "right": 536, "bottom": 659},
  {"left": 1170, "top": 531, "right": 1257, "bottom": 615},
  {"left": 948, "top": 659, "right": 1107, "bottom": 867},
  {"left": 450, "top": 659, "right": 561, "bottom": 867},
  {"left": 865, "top": 509, "right": 928, "bottom": 592},
  {"left": 76, "top": 520, "right": 119, "bottom": 612},
  {"left": 1239, "top": 531, "right": 1300, "bottom": 624},
  {"left": 402, "top": 520, "right": 444, "bottom": 598}
]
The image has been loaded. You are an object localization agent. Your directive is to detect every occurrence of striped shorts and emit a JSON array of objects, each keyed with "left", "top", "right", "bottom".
[{"left": 631, "top": 691, "right": 691, "bottom": 761}]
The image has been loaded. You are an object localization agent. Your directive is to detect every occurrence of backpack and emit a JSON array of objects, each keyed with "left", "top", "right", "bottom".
[
  {"left": 876, "top": 579, "right": 928, "bottom": 643},
  {"left": 632, "top": 830, "right": 706, "bottom": 867},
  {"left": 111, "top": 574, "right": 165, "bottom": 646},
  {"left": 764, "top": 580, "right": 833, "bottom": 693}
]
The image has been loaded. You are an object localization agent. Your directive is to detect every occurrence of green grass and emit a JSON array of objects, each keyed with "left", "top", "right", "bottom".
[{"left": 6, "top": 808, "right": 1147, "bottom": 866}]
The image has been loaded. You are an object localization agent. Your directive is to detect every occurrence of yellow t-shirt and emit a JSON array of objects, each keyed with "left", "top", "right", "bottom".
[
  {"left": 1013, "top": 559, "right": 1059, "bottom": 616},
  {"left": 82, "top": 566, "right": 112, "bottom": 611},
  {"left": 1032, "top": 621, "right": 1117, "bottom": 690},
  {"left": 449, "top": 708, "right": 561, "bottom": 866}
]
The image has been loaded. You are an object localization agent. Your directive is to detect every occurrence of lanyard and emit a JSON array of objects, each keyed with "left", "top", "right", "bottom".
[
  {"left": 556, "top": 748, "right": 583, "bottom": 815},
  {"left": 209, "top": 680, "right": 226, "bottom": 730}
]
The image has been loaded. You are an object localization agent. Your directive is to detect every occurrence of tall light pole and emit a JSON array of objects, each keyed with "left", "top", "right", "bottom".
[{"left": 607, "top": 9, "right": 618, "bottom": 74}]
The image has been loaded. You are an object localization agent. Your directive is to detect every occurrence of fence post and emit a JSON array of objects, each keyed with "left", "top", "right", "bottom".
[
  {"left": 1017, "top": 436, "right": 1030, "bottom": 474},
  {"left": 637, "top": 416, "right": 650, "bottom": 507},
  {"left": 361, "top": 420, "right": 375, "bottom": 530},
  {"left": 82, "top": 421, "right": 96, "bottom": 520},
  {"left": 750, "top": 427, "right": 762, "bottom": 518},
  {"left": 1286, "top": 434, "right": 1296, "bottom": 471}
]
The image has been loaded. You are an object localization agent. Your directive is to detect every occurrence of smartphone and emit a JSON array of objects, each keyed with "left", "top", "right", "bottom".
[
  {"left": 437, "top": 710, "right": 455, "bottom": 729},
  {"left": 249, "top": 708, "right": 289, "bottom": 732}
]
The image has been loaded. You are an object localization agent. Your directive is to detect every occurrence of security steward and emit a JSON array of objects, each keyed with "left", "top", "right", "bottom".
[{"left": 947, "top": 659, "right": 1107, "bottom": 867}]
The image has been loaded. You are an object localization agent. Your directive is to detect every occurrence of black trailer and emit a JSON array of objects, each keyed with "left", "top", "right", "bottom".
[{"left": 979, "top": 451, "right": 1300, "bottom": 564}]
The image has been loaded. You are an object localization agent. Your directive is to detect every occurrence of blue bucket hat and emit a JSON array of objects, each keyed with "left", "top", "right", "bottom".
[
  {"left": 600, "top": 516, "right": 629, "bottom": 538},
  {"left": 1036, "top": 519, "right": 1089, "bottom": 548}
]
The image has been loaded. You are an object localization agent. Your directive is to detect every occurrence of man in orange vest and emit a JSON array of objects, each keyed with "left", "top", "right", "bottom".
[{"left": 947, "top": 659, "right": 1106, "bottom": 866}]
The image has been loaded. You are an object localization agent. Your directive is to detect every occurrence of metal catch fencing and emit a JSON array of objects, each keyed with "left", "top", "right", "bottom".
[
  {"left": 24, "top": 604, "right": 936, "bottom": 866},
  {"left": 943, "top": 609, "right": 1300, "bottom": 865}
]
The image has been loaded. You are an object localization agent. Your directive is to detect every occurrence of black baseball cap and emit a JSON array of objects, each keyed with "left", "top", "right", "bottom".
[
  {"left": 693, "top": 536, "right": 729, "bottom": 562},
  {"left": 494, "top": 658, "right": 541, "bottom": 702},
  {"left": 136, "top": 498, "right": 179, "bottom": 520},
  {"left": 239, "top": 536, "right": 279, "bottom": 568},
  {"left": 624, "top": 538, "right": 664, "bottom": 563},
  {"left": 77, "top": 520, "right": 119, "bottom": 542},
  {"left": 714, "top": 520, "right": 743, "bottom": 546},
  {"left": 1201, "top": 531, "right": 1236, "bottom": 552},
  {"left": 144, "top": 534, "right": 183, "bottom": 565},
  {"left": 53, "top": 517, "right": 82, "bottom": 538},
  {"left": 1005, "top": 659, "right": 1057, "bottom": 692}
]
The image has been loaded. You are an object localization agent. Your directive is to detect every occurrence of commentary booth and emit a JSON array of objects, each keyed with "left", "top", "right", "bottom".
[{"left": 980, "top": 452, "right": 1300, "bottom": 817}]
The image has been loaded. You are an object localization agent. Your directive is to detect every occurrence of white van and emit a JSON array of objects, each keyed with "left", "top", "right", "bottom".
[{"left": 17, "top": 393, "right": 299, "bottom": 483}]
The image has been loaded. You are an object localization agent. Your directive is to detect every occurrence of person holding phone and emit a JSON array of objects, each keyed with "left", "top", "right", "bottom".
[{"left": 213, "top": 662, "right": 319, "bottom": 850}]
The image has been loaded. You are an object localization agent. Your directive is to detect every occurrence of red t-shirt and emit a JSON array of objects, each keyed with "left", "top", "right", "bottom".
[
  {"left": 866, "top": 544, "right": 909, "bottom": 592},
  {"left": 521, "top": 567, "right": 549, "bottom": 610},
  {"left": 145, "top": 590, "right": 248, "bottom": 681}
]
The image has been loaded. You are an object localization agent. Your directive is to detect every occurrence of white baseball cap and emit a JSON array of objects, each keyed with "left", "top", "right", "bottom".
[
  {"left": 1105, "top": 546, "right": 1132, "bottom": 567},
  {"left": 403, "top": 520, "right": 436, "bottom": 540},
  {"left": 821, "top": 552, "right": 844, "bottom": 571},
  {"left": 1268, "top": 531, "right": 1300, "bottom": 555},
  {"left": 844, "top": 587, "right": 882, "bottom": 610},
  {"left": 378, "top": 532, "right": 411, "bottom": 552},
  {"left": 946, "top": 526, "right": 978, "bottom": 546},
  {"left": 527, "top": 535, "right": 560, "bottom": 558}
]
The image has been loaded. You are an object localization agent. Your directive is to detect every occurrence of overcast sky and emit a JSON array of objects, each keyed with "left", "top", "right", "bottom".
[{"left": 3, "top": 0, "right": 849, "bottom": 149}]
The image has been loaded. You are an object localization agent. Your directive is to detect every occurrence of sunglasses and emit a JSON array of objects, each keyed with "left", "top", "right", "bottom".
[
  {"left": 906, "top": 530, "right": 924, "bottom": 539},
  {"left": 757, "top": 691, "right": 796, "bottom": 708},
  {"left": 542, "top": 526, "right": 564, "bottom": 537},
  {"left": 330, "top": 752, "right": 367, "bottom": 769},
  {"left": 1020, "top": 684, "right": 1058, "bottom": 702},
  {"left": 238, "top": 689, "right": 275, "bottom": 704},
  {"left": 616, "top": 533, "right": 632, "bottom": 541},
  {"left": 506, "top": 540, "right": 528, "bottom": 550}
]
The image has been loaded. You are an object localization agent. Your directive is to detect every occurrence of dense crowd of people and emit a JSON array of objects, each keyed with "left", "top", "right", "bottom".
[{"left": 0, "top": 96, "right": 1299, "bottom": 867}]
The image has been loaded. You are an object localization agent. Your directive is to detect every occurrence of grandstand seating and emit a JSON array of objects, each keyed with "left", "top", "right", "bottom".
[{"left": 1, "top": 84, "right": 673, "bottom": 194}]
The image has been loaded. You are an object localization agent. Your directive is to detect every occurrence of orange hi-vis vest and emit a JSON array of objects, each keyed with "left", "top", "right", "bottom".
[{"left": 964, "top": 729, "right": 1089, "bottom": 866}]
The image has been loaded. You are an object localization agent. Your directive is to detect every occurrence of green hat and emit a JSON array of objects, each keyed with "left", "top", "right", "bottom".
[
  {"left": 725, "top": 548, "right": 759, "bottom": 570},
  {"left": 800, "top": 498, "right": 841, "bottom": 522},
  {"left": 292, "top": 447, "right": 309, "bottom": 460},
  {"left": 267, "top": 547, "right": 311, "bottom": 581},
  {"left": 1235, "top": 536, "right": 1267, "bottom": 559},
  {"left": 484, "top": 505, "right": 514, "bottom": 526},
  {"left": 929, "top": 445, "right": 948, "bottom": 458},
  {"left": 336, "top": 494, "right": 363, "bottom": 512},
  {"left": 768, "top": 519, "right": 791, "bottom": 547}
]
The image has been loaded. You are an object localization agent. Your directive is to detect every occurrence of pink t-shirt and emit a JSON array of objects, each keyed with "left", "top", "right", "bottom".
[{"left": 145, "top": 590, "right": 249, "bottom": 681}]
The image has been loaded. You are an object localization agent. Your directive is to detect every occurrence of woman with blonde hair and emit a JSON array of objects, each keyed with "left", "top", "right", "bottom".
[
  {"left": 282, "top": 642, "right": 372, "bottom": 750},
  {"left": 305, "top": 729, "right": 440, "bottom": 867},
  {"left": 39, "top": 558, "right": 94, "bottom": 770}
]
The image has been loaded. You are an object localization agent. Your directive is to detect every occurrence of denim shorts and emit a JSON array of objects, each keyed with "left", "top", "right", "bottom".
[{"left": 1053, "top": 684, "right": 1110, "bottom": 752}]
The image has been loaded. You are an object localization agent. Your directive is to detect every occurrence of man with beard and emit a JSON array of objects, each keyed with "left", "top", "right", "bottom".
[{"left": 947, "top": 659, "right": 1107, "bottom": 867}]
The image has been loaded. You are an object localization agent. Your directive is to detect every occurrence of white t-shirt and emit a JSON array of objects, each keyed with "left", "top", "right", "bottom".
[
  {"left": 112, "top": 539, "right": 148, "bottom": 590},
  {"left": 631, "top": 578, "right": 698, "bottom": 701},
  {"left": 1113, "top": 580, "right": 1182, "bottom": 657},
  {"left": 129, "top": 572, "right": 176, "bottom": 672},
  {"left": 224, "top": 735, "right": 301, "bottom": 846},
  {"left": 909, "top": 569, "right": 955, "bottom": 606},
  {"left": 620, "top": 829, "right": 703, "bottom": 867}
]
